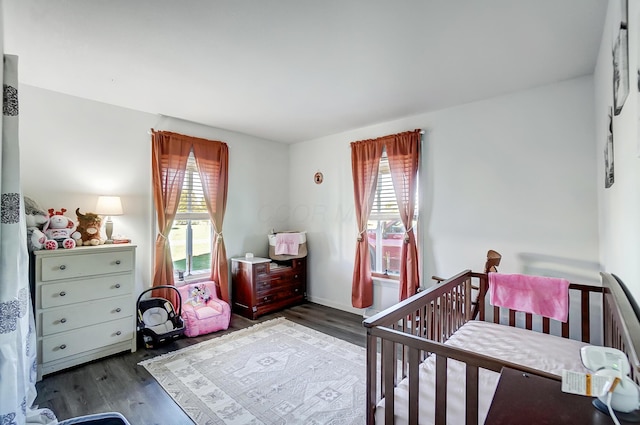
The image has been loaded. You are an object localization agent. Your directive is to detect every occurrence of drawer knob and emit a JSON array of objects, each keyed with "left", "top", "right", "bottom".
[
  {"left": 115, "top": 284, "right": 121, "bottom": 289},
  {"left": 115, "top": 260, "right": 121, "bottom": 265},
  {"left": 115, "top": 331, "right": 122, "bottom": 336},
  {"left": 60, "top": 318, "right": 67, "bottom": 324},
  {"left": 59, "top": 291, "right": 66, "bottom": 297},
  {"left": 59, "top": 344, "right": 67, "bottom": 350},
  {"left": 59, "top": 265, "right": 66, "bottom": 271},
  {"left": 115, "top": 307, "right": 122, "bottom": 313},
  {"left": 264, "top": 297, "right": 268, "bottom": 301}
]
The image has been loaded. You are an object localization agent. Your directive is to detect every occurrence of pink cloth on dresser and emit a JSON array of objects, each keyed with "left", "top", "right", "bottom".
[
  {"left": 275, "top": 233, "right": 300, "bottom": 255},
  {"left": 488, "top": 272, "right": 570, "bottom": 322}
]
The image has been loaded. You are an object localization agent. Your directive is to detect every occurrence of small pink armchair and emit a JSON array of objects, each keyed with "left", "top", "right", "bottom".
[{"left": 176, "top": 281, "right": 231, "bottom": 337}]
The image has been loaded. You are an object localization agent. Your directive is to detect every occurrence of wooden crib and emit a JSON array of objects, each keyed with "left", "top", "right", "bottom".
[{"left": 363, "top": 270, "right": 640, "bottom": 424}]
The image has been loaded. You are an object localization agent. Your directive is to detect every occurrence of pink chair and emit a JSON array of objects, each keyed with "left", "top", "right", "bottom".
[{"left": 176, "top": 281, "right": 231, "bottom": 337}]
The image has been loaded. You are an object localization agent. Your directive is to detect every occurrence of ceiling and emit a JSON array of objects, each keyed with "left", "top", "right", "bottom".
[{"left": 3, "top": 1, "right": 607, "bottom": 143}]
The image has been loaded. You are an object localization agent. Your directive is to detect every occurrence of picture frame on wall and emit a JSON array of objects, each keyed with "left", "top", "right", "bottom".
[
  {"left": 613, "top": 27, "right": 629, "bottom": 115},
  {"left": 605, "top": 107, "right": 614, "bottom": 188}
]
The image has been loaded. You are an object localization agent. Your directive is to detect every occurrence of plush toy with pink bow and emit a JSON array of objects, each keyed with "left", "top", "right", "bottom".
[{"left": 43, "top": 208, "right": 81, "bottom": 250}]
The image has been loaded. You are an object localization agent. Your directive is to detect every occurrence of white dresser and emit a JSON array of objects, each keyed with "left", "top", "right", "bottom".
[{"left": 33, "top": 244, "right": 137, "bottom": 380}]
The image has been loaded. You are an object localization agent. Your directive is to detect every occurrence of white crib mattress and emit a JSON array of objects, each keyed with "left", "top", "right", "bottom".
[{"left": 375, "top": 320, "right": 590, "bottom": 425}]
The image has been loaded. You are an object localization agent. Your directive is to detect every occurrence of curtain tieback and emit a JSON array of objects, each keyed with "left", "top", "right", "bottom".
[
  {"left": 159, "top": 233, "right": 168, "bottom": 240},
  {"left": 214, "top": 231, "right": 223, "bottom": 242},
  {"left": 404, "top": 227, "right": 413, "bottom": 243},
  {"left": 357, "top": 229, "right": 366, "bottom": 242}
]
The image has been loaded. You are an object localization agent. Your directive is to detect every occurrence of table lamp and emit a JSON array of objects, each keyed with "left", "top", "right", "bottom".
[{"left": 96, "top": 196, "right": 123, "bottom": 243}]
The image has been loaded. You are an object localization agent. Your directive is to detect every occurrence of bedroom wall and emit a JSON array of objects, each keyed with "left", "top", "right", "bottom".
[
  {"left": 290, "top": 76, "right": 599, "bottom": 314},
  {"left": 18, "top": 84, "right": 291, "bottom": 297},
  {"left": 594, "top": 0, "right": 640, "bottom": 303}
]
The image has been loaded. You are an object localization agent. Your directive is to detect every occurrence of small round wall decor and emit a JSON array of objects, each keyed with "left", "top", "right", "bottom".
[{"left": 314, "top": 171, "right": 324, "bottom": 184}]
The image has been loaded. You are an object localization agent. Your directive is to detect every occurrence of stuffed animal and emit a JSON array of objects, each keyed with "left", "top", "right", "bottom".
[
  {"left": 24, "top": 196, "right": 48, "bottom": 251},
  {"left": 75, "top": 208, "right": 105, "bottom": 246},
  {"left": 43, "top": 208, "right": 81, "bottom": 250},
  {"left": 189, "top": 284, "right": 212, "bottom": 306}
]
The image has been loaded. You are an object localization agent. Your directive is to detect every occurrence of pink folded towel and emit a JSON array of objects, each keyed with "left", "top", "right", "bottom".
[
  {"left": 275, "top": 233, "right": 300, "bottom": 255},
  {"left": 489, "top": 273, "right": 570, "bottom": 322}
]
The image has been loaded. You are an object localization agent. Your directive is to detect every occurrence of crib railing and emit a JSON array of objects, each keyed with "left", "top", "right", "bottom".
[{"left": 363, "top": 269, "right": 603, "bottom": 425}]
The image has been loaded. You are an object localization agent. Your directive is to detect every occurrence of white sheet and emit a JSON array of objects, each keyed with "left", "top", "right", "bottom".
[{"left": 375, "top": 320, "right": 590, "bottom": 425}]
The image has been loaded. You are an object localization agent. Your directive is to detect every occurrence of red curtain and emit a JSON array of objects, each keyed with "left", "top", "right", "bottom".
[
  {"left": 150, "top": 130, "right": 230, "bottom": 305},
  {"left": 387, "top": 130, "right": 421, "bottom": 300},
  {"left": 350, "top": 139, "right": 384, "bottom": 308},
  {"left": 150, "top": 131, "right": 191, "bottom": 306},
  {"left": 193, "top": 140, "right": 230, "bottom": 302},
  {"left": 350, "top": 130, "right": 421, "bottom": 308}
]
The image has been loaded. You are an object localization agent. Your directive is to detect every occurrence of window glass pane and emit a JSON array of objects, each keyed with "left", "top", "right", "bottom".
[{"left": 170, "top": 219, "right": 212, "bottom": 274}]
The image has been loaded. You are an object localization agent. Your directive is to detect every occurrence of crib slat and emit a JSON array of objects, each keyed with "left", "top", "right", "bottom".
[
  {"left": 435, "top": 354, "right": 447, "bottom": 425},
  {"left": 408, "top": 347, "right": 419, "bottom": 425},
  {"left": 581, "top": 290, "right": 590, "bottom": 342},
  {"left": 525, "top": 313, "right": 532, "bottom": 330},
  {"left": 383, "top": 339, "right": 395, "bottom": 424},
  {"left": 366, "top": 333, "right": 377, "bottom": 425},
  {"left": 493, "top": 305, "right": 500, "bottom": 324},
  {"left": 509, "top": 309, "right": 516, "bottom": 327},
  {"left": 466, "top": 365, "right": 479, "bottom": 425},
  {"left": 542, "top": 317, "right": 550, "bottom": 334}
]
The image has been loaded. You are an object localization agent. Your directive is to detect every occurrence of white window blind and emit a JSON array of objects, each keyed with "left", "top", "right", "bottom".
[
  {"left": 370, "top": 151, "right": 399, "bottom": 220},
  {"left": 177, "top": 152, "right": 208, "bottom": 218}
]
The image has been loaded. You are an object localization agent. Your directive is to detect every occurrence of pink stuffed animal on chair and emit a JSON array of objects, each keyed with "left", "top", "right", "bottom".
[{"left": 43, "top": 208, "right": 81, "bottom": 250}]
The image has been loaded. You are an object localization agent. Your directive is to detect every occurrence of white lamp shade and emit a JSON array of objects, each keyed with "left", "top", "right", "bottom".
[{"left": 95, "top": 196, "right": 123, "bottom": 216}]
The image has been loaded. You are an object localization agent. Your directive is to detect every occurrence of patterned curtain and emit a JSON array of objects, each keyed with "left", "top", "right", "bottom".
[{"left": 0, "top": 56, "right": 56, "bottom": 424}]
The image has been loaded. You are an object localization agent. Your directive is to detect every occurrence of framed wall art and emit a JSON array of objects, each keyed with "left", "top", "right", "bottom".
[
  {"left": 613, "top": 27, "right": 629, "bottom": 115},
  {"left": 605, "top": 107, "right": 615, "bottom": 188}
]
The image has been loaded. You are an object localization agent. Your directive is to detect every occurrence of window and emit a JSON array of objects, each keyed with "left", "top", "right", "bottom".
[
  {"left": 367, "top": 149, "right": 417, "bottom": 276},
  {"left": 168, "top": 151, "right": 212, "bottom": 279}
]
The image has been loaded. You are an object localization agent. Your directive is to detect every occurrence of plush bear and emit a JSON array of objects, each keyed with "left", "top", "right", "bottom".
[
  {"left": 24, "top": 196, "right": 48, "bottom": 251},
  {"left": 75, "top": 208, "right": 105, "bottom": 246},
  {"left": 43, "top": 208, "right": 81, "bottom": 250}
]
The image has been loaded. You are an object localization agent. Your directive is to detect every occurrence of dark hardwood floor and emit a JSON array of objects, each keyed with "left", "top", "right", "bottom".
[{"left": 34, "top": 302, "right": 366, "bottom": 424}]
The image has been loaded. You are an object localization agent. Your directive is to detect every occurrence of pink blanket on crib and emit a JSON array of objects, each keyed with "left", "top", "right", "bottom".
[
  {"left": 275, "top": 233, "right": 300, "bottom": 255},
  {"left": 488, "top": 273, "right": 570, "bottom": 322}
]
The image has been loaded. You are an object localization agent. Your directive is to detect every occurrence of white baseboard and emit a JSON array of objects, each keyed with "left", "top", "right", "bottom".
[{"left": 306, "top": 295, "right": 363, "bottom": 316}]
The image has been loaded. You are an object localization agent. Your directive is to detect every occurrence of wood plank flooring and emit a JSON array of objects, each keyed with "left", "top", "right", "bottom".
[{"left": 34, "top": 302, "right": 366, "bottom": 424}]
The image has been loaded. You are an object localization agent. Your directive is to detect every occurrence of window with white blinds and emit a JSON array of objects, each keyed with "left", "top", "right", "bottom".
[
  {"left": 170, "top": 150, "right": 212, "bottom": 279},
  {"left": 367, "top": 149, "right": 418, "bottom": 276}
]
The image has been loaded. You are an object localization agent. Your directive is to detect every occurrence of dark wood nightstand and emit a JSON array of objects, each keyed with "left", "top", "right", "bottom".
[{"left": 485, "top": 367, "right": 633, "bottom": 424}]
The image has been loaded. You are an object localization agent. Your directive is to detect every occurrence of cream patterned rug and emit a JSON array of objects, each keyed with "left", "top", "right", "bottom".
[{"left": 139, "top": 318, "right": 366, "bottom": 424}]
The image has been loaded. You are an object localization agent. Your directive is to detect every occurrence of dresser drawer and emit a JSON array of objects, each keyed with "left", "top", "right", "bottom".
[
  {"left": 40, "top": 274, "right": 133, "bottom": 308},
  {"left": 256, "top": 275, "right": 292, "bottom": 294},
  {"left": 41, "top": 317, "right": 133, "bottom": 363},
  {"left": 257, "top": 283, "right": 304, "bottom": 305},
  {"left": 40, "top": 250, "right": 134, "bottom": 282},
  {"left": 40, "top": 295, "right": 133, "bottom": 336}
]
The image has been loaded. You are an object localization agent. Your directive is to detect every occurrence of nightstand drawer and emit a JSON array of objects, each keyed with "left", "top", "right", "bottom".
[
  {"left": 41, "top": 317, "right": 133, "bottom": 363},
  {"left": 40, "top": 250, "right": 134, "bottom": 282},
  {"left": 40, "top": 274, "right": 133, "bottom": 308},
  {"left": 40, "top": 295, "right": 133, "bottom": 336}
]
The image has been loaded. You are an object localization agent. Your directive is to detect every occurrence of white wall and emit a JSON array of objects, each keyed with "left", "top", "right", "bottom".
[
  {"left": 290, "top": 76, "right": 599, "bottom": 314},
  {"left": 18, "top": 84, "right": 290, "bottom": 297},
  {"left": 595, "top": 0, "right": 640, "bottom": 303}
]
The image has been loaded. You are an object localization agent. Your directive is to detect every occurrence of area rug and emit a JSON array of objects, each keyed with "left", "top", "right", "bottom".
[{"left": 139, "top": 318, "right": 366, "bottom": 424}]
